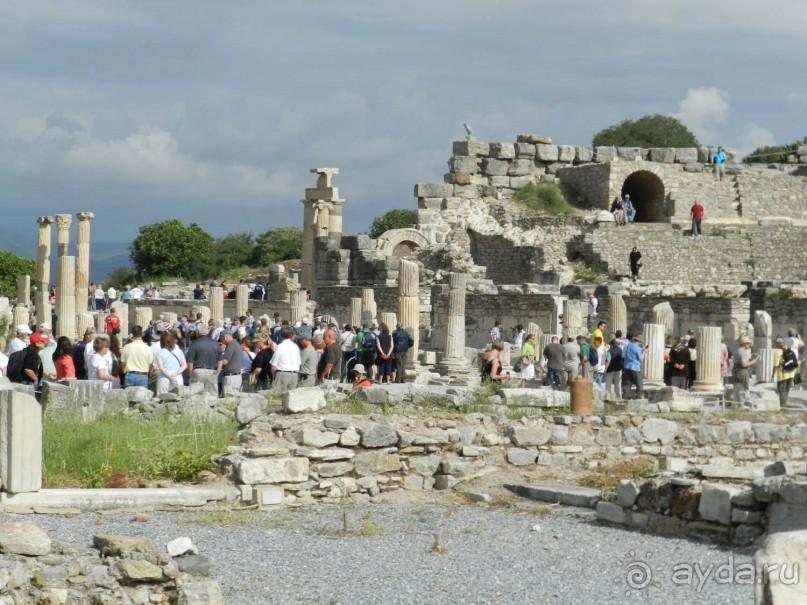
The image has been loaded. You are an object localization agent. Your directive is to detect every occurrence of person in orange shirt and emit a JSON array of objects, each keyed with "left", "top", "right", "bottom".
[
  {"left": 52, "top": 336, "right": 76, "bottom": 380},
  {"left": 352, "top": 363, "right": 373, "bottom": 388}
]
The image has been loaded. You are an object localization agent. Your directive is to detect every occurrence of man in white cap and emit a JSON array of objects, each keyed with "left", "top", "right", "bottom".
[
  {"left": 9, "top": 324, "right": 32, "bottom": 355},
  {"left": 352, "top": 363, "right": 372, "bottom": 388}
]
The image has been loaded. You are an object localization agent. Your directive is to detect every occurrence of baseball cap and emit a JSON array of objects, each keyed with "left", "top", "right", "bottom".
[
  {"left": 38, "top": 323, "right": 52, "bottom": 332},
  {"left": 16, "top": 324, "right": 32, "bottom": 335},
  {"left": 353, "top": 363, "right": 366, "bottom": 374},
  {"left": 738, "top": 336, "right": 751, "bottom": 345},
  {"left": 30, "top": 333, "right": 48, "bottom": 344},
  {"left": 775, "top": 337, "right": 785, "bottom": 345}
]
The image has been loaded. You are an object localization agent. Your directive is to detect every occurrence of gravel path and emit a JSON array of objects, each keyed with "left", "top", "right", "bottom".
[{"left": 6, "top": 504, "right": 755, "bottom": 605}]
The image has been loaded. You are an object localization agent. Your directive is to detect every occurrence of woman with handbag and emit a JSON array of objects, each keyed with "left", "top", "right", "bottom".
[{"left": 519, "top": 333, "right": 536, "bottom": 388}]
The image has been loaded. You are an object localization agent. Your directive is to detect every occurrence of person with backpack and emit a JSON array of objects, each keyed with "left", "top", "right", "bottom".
[
  {"left": 576, "top": 335, "right": 592, "bottom": 380},
  {"left": 392, "top": 323, "right": 413, "bottom": 383},
  {"left": 621, "top": 333, "right": 645, "bottom": 400},
  {"left": 357, "top": 323, "right": 376, "bottom": 382},
  {"left": 772, "top": 337, "right": 798, "bottom": 407},
  {"left": 604, "top": 338, "right": 623, "bottom": 401},
  {"left": 9, "top": 332, "right": 51, "bottom": 394}
]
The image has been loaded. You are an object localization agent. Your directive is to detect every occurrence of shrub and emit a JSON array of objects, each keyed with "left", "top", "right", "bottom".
[{"left": 514, "top": 182, "right": 574, "bottom": 216}]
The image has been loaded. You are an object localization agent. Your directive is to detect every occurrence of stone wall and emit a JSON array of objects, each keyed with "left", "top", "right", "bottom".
[
  {"left": 129, "top": 297, "right": 313, "bottom": 322},
  {"left": 467, "top": 230, "right": 545, "bottom": 284}
]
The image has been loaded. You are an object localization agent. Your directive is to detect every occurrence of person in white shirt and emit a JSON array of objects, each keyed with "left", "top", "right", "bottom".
[
  {"left": 270, "top": 326, "right": 300, "bottom": 393},
  {"left": 513, "top": 325, "right": 525, "bottom": 349},
  {"left": 107, "top": 286, "right": 117, "bottom": 305},
  {"left": 93, "top": 285, "right": 106, "bottom": 311},
  {"left": 786, "top": 329, "right": 803, "bottom": 359},
  {"left": 587, "top": 291, "right": 598, "bottom": 328},
  {"left": 130, "top": 285, "right": 144, "bottom": 300},
  {"left": 338, "top": 325, "right": 356, "bottom": 379},
  {"left": 8, "top": 325, "right": 31, "bottom": 355},
  {"left": 0, "top": 337, "right": 8, "bottom": 376},
  {"left": 88, "top": 336, "right": 115, "bottom": 390},
  {"left": 83, "top": 327, "right": 98, "bottom": 375}
]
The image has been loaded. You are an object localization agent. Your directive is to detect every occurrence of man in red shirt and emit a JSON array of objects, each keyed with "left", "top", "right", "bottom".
[
  {"left": 690, "top": 201, "right": 704, "bottom": 236},
  {"left": 105, "top": 311, "right": 121, "bottom": 336}
]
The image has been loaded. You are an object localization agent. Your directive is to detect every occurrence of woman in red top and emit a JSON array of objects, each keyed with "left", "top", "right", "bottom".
[{"left": 52, "top": 336, "right": 76, "bottom": 379}]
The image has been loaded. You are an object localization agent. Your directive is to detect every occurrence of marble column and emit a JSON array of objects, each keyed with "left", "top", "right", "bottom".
[
  {"left": 642, "top": 323, "right": 665, "bottom": 388},
  {"left": 397, "top": 259, "right": 420, "bottom": 370},
  {"left": 290, "top": 289, "right": 307, "bottom": 324},
  {"left": 380, "top": 312, "right": 397, "bottom": 331},
  {"left": 14, "top": 305, "right": 29, "bottom": 329},
  {"left": 753, "top": 311, "right": 772, "bottom": 351},
  {"left": 235, "top": 284, "right": 249, "bottom": 318},
  {"left": 443, "top": 273, "right": 467, "bottom": 359},
  {"left": 526, "top": 322, "right": 543, "bottom": 342},
  {"left": 693, "top": 326, "right": 724, "bottom": 392},
  {"left": 193, "top": 305, "right": 211, "bottom": 327},
  {"left": 54, "top": 214, "right": 72, "bottom": 290},
  {"left": 56, "top": 256, "right": 77, "bottom": 340},
  {"left": 0, "top": 389, "right": 42, "bottom": 494},
  {"left": 652, "top": 302, "right": 675, "bottom": 338},
  {"left": 110, "top": 301, "right": 128, "bottom": 338},
  {"left": 35, "top": 216, "right": 53, "bottom": 326},
  {"left": 209, "top": 287, "right": 224, "bottom": 322},
  {"left": 610, "top": 294, "right": 628, "bottom": 336},
  {"left": 94, "top": 312, "right": 108, "bottom": 334},
  {"left": 361, "top": 288, "right": 376, "bottom": 324},
  {"left": 329, "top": 200, "right": 344, "bottom": 237},
  {"left": 77, "top": 312, "right": 94, "bottom": 339},
  {"left": 538, "top": 334, "right": 554, "bottom": 356},
  {"left": 562, "top": 300, "right": 583, "bottom": 341},
  {"left": 16, "top": 275, "right": 30, "bottom": 307},
  {"left": 550, "top": 296, "right": 565, "bottom": 336},
  {"left": 133, "top": 307, "right": 152, "bottom": 331},
  {"left": 349, "top": 297, "right": 363, "bottom": 328},
  {"left": 755, "top": 349, "right": 777, "bottom": 384},
  {"left": 75, "top": 212, "right": 93, "bottom": 311}
]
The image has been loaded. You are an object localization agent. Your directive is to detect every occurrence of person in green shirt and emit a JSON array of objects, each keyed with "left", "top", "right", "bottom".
[
  {"left": 519, "top": 333, "right": 536, "bottom": 388},
  {"left": 577, "top": 335, "right": 592, "bottom": 380}
]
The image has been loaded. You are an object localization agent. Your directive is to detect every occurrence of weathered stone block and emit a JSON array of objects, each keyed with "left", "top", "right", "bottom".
[
  {"left": 354, "top": 451, "right": 401, "bottom": 476},
  {"left": 649, "top": 148, "right": 676, "bottom": 163},
  {"left": 0, "top": 389, "right": 42, "bottom": 493},
  {"left": 535, "top": 144, "right": 559, "bottom": 162},
  {"left": 361, "top": 423, "right": 398, "bottom": 448},
  {"left": 515, "top": 143, "right": 536, "bottom": 158},
  {"left": 0, "top": 522, "right": 51, "bottom": 555},
  {"left": 575, "top": 147, "right": 593, "bottom": 163},
  {"left": 236, "top": 457, "right": 309, "bottom": 484},
  {"left": 517, "top": 134, "right": 552, "bottom": 145},
  {"left": 407, "top": 455, "right": 441, "bottom": 476},
  {"left": 596, "top": 501, "right": 627, "bottom": 524},
  {"left": 594, "top": 146, "right": 616, "bottom": 162},
  {"left": 595, "top": 427, "right": 622, "bottom": 446},
  {"left": 509, "top": 176, "right": 534, "bottom": 189},
  {"left": 177, "top": 581, "right": 224, "bottom": 605},
  {"left": 235, "top": 393, "right": 266, "bottom": 425},
  {"left": 414, "top": 183, "right": 453, "bottom": 198},
  {"left": 508, "top": 158, "right": 533, "bottom": 176},
  {"left": 557, "top": 145, "right": 575, "bottom": 162},
  {"left": 254, "top": 485, "right": 284, "bottom": 507},
  {"left": 489, "top": 142, "right": 516, "bottom": 159},
  {"left": 699, "top": 483, "right": 743, "bottom": 525},
  {"left": 282, "top": 388, "right": 326, "bottom": 413},
  {"left": 616, "top": 480, "right": 640, "bottom": 507},
  {"left": 481, "top": 158, "right": 509, "bottom": 176},
  {"left": 316, "top": 461, "right": 353, "bottom": 477},
  {"left": 675, "top": 148, "right": 698, "bottom": 163},
  {"left": 506, "top": 448, "right": 537, "bottom": 466},
  {"left": 440, "top": 458, "right": 476, "bottom": 477},
  {"left": 616, "top": 147, "right": 642, "bottom": 160},
  {"left": 453, "top": 138, "right": 490, "bottom": 157},
  {"left": 507, "top": 426, "right": 551, "bottom": 447},
  {"left": 642, "top": 418, "right": 678, "bottom": 444},
  {"left": 292, "top": 429, "right": 340, "bottom": 449},
  {"left": 753, "top": 531, "right": 807, "bottom": 603},
  {"left": 403, "top": 474, "right": 424, "bottom": 490},
  {"left": 449, "top": 156, "right": 478, "bottom": 174}
]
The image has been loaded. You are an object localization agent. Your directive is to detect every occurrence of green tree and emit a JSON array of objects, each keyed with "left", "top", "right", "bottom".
[
  {"left": 105, "top": 266, "right": 138, "bottom": 288},
  {"left": 369, "top": 209, "right": 412, "bottom": 239},
  {"left": 744, "top": 136, "right": 807, "bottom": 164},
  {"left": 0, "top": 251, "right": 35, "bottom": 300},
  {"left": 212, "top": 232, "right": 255, "bottom": 273},
  {"left": 130, "top": 219, "right": 214, "bottom": 279},
  {"left": 252, "top": 227, "right": 302, "bottom": 266},
  {"left": 592, "top": 114, "right": 699, "bottom": 148}
]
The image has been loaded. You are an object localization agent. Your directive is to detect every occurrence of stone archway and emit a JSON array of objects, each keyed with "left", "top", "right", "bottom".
[
  {"left": 614, "top": 164, "right": 667, "bottom": 222},
  {"left": 376, "top": 228, "right": 431, "bottom": 258}
]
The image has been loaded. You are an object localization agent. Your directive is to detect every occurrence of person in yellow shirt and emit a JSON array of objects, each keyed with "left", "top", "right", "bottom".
[
  {"left": 591, "top": 321, "right": 606, "bottom": 346},
  {"left": 771, "top": 337, "right": 797, "bottom": 407},
  {"left": 519, "top": 333, "right": 536, "bottom": 388}
]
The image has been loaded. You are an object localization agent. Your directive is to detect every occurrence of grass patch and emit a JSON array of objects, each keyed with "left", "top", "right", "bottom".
[
  {"left": 571, "top": 261, "right": 608, "bottom": 284},
  {"left": 764, "top": 289, "right": 787, "bottom": 302},
  {"left": 577, "top": 457, "right": 656, "bottom": 493},
  {"left": 514, "top": 182, "right": 575, "bottom": 216},
  {"left": 708, "top": 226, "right": 728, "bottom": 237},
  {"left": 43, "top": 413, "right": 237, "bottom": 487}
]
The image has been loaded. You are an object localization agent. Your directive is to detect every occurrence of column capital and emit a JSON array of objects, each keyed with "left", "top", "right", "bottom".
[
  {"left": 55, "top": 214, "right": 72, "bottom": 230},
  {"left": 76, "top": 212, "right": 95, "bottom": 222},
  {"left": 37, "top": 216, "right": 54, "bottom": 226}
]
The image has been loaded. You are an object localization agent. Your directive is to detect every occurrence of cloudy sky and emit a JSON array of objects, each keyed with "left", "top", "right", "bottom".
[{"left": 1, "top": 0, "right": 805, "bottom": 249}]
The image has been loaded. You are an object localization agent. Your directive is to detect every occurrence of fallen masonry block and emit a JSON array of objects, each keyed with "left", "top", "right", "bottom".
[{"left": 504, "top": 483, "right": 601, "bottom": 508}]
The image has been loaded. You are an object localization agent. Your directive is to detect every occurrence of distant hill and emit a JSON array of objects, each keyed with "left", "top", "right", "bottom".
[{"left": 0, "top": 230, "right": 131, "bottom": 284}]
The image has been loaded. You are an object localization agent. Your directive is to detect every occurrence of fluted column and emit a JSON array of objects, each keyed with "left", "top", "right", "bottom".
[
  {"left": 652, "top": 302, "right": 675, "bottom": 338},
  {"left": 329, "top": 200, "right": 344, "bottom": 237},
  {"left": 755, "top": 349, "right": 777, "bottom": 384},
  {"left": 54, "top": 214, "right": 72, "bottom": 290},
  {"left": 361, "top": 288, "right": 376, "bottom": 324},
  {"left": 75, "top": 212, "right": 93, "bottom": 311},
  {"left": 397, "top": 259, "right": 420, "bottom": 369},
  {"left": 35, "top": 216, "right": 53, "bottom": 326},
  {"left": 610, "top": 294, "right": 627, "bottom": 336},
  {"left": 133, "top": 307, "right": 152, "bottom": 331},
  {"left": 561, "top": 300, "right": 583, "bottom": 341},
  {"left": 443, "top": 273, "right": 467, "bottom": 358},
  {"left": 538, "top": 334, "right": 554, "bottom": 354},
  {"left": 235, "top": 284, "right": 249, "bottom": 318},
  {"left": 693, "top": 326, "right": 723, "bottom": 391},
  {"left": 349, "top": 297, "right": 362, "bottom": 328},
  {"left": 642, "top": 323, "right": 665, "bottom": 387},
  {"left": 380, "top": 312, "right": 397, "bottom": 331},
  {"left": 77, "top": 312, "right": 94, "bottom": 339},
  {"left": 94, "top": 312, "right": 108, "bottom": 333},
  {"left": 56, "top": 256, "right": 77, "bottom": 340},
  {"left": 209, "top": 287, "right": 224, "bottom": 322},
  {"left": 110, "top": 301, "right": 128, "bottom": 338},
  {"left": 550, "top": 296, "right": 565, "bottom": 336},
  {"left": 526, "top": 322, "right": 543, "bottom": 342},
  {"left": 14, "top": 305, "right": 29, "bottom": 329},
  {"left": 16, "top": 275, "right": 30, "bottom": 307},
  {"left": 289, "top": 289, "right": 307, "bottom": 324},
  {"left": 753, "top": 311, "right": 772, "bottom": 351},
  {"left": 193, "top": 305, "right": 211, "bottom": 327}
]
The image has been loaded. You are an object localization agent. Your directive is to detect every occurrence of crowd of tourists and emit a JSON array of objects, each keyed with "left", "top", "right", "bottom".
[
  {"left": 481, "top": 304, "right": 803, "bottom": 408},
  {"left": 1, "top": 309, "right": 415, "bottom": 398}
]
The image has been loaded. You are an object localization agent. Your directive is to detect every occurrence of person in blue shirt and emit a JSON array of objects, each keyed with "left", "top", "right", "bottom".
[
  {"left": 622, "top": 195, "right": 636, "bottom": 223},
  {"left": 621, "top": 332, "right": 646, "bottom": 400},
  {"left": 712, "top": 146, "right": 727, "bottom": 181}
]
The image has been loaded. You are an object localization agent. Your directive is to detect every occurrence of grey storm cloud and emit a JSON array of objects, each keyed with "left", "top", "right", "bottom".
[{"left": 0, "top": 0, "right": 805, "bottom": 248}]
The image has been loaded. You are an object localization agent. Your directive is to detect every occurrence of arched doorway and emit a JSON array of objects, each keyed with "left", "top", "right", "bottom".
[
  {"left": 376, "top": 228, "right": 431, "bottom": 258},
  {"left": 621, "top": 170, "right": 666, "bottom": 222}
]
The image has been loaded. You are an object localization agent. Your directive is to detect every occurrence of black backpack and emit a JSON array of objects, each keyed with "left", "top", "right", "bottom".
[
  {"left": 7, "top": 350, "right": 26, "bottom": 383},
  {"left": 588, "top": 344, "right": 599, "bottom": 366},
  {"left": 781, "top": 348, "right": 799, "bottom": 372},
  {"left": 363, "top": 331, "right": 376, "bottom": 349}
]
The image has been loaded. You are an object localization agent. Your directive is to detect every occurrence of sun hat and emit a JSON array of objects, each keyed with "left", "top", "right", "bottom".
[{"left": 353, "top": 364, "right": 366, "bottom": 374}]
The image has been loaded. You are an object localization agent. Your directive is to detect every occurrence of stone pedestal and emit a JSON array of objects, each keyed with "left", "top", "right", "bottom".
[
  {"left": 397, "top": 259, "right": 420, "bottom": 371},
  {"left": 361, "top": 288, "right": 376, "bottom": 324},
  {"left": 35, "top": 216, "right": 53, "bottom": 326},
  {"left": 77, "top": 312, "right": 94, "bottom": 338},
  {"left": 652, "top": 302, "right": 675, "bottom": 338},
  {"left": 349, "top": 297, "right": 363, "bottom": 328},
  {"left": 0, "top": 389, "right": 42, "bottom": 493},
  {"left": 289, "top": 290, "right": 307, "bottom": 324},
  {"left": 610, "top": 294, "right": 627, "bottom": 336},
  {"left": 561, "top": 300, "right": 583, "bottom": 341},
  {"left": 75, "top": 212, "right": 93, "bottom": 311},
  {"left": 235, "top": 284, "right": 249, "bottom": 318},
  {"left": 693, "top": 326, "right": 724, "bottom": 392},
  {"left": 754, "top": 311, "right": 772, "bottom": 351},
  {"left": 379, "top": 312, "right": 397, "bottom": 331},
  {"left": 110, "top": 301, "right": 128, "bottom": 338},
  {"left": 642, "top": 323, "right": 665, "bottom": 387},
  {"left": 16, "top": 275, "right": 30, "bottom": 307},
  {"left": 56, "top": 256, "right": 77, "bottom": 340},
  {"left": 209, "top": 287, "right": 224, "bottom": 322},
  {"left": 755, "top": 349, "right": 777, "bottom": 384},
  {"left": 133, "top": 307, "right": 153, "bottom": 331}
]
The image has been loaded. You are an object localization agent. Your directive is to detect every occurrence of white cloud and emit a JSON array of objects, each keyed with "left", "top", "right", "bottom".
[
  {"left": 674, "top": 87, "right": 730, "bottom": 144},
  {"left": 734, "top": 124, "right": 776, "bottom": 157},
  {"left": 786, "top": 93, "right": 806, "bottom": 105}
]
